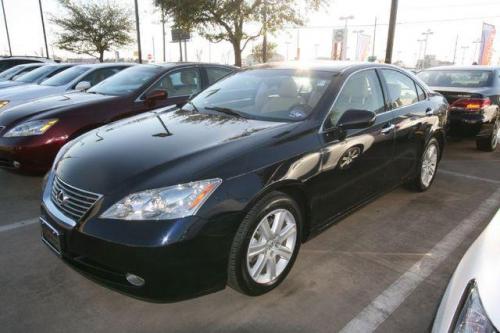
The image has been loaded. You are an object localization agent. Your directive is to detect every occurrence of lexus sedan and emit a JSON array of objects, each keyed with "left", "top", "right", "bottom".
[
  {"left": 40, "top": 62, "right": 448, "bottom": 301},
  {"left": 432, "top": 209, "right": 500, "bottom": 332},
  {"left": 418, "top": 66, "right": 500, "bottom": 151},
  {"left": 0, "top": 63, "right": 131, "bottom": 111},
  {"left": 0, "top": 63, "right": 236, "bottom": 173},
  {"left": 0, "top": 63, "right": 75, "bottom": 90}
]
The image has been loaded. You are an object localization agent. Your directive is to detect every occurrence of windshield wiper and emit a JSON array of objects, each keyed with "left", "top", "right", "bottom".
[{"left": 205, "top": 106, "right": 244, "bottom": 118}]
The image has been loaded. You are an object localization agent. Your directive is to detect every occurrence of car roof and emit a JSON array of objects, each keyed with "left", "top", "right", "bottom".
[
  {"left": 74, "top": 62, "right": 135, "bottom": 69},
  {"left": 0, "top": 56, "right": 54, "bottom": 62},
  {"left": 249, "top": 61, "right": 404, "bottom": 73},
  {"left": 423, "top": 65, "right": 500, "bottom": 71},
  {"left": 143, "top": 62, "right": 239, "bottom": 70}
]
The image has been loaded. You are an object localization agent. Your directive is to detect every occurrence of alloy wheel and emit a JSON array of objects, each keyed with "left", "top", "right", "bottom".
[
  {"left": 246, "top": 209, "right": 297, "bottom": 284},
  {"left": 421, "top": 143, "right": 438, "bottom": 187}
]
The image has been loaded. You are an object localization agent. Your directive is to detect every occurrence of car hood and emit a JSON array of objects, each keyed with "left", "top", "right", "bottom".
[
  {"left": 434, "top": 209, "right": 500, "bottom": 331},
  {"left": 56, "top": 109, "right": 291, "bottom": 195},
  {"left": 0, "top": 92, "right": 115, "bottom": 126},
  {"left": 0, "top": 84, "right": 62, "bottom": 102},
  {"left": 0, "top": 80, "right": 23, "bottom": 89}
]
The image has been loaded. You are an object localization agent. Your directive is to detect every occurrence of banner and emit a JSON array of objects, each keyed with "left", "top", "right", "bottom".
[
  {"left": 478, "top": 23, "right": 496, "bottom": 65},
  {"left": 356, "top": 34, "right": 371, "bottom": 61}
]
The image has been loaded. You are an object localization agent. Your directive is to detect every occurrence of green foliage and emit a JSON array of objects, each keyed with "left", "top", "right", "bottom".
[
  {"left": 52, "top": 0, "right": 134, "bottom": 62},
  {"left": 251, "top": 41, "right": 278, "bottom": 63},
  {"left": 155, "top": 0, "right": 326, "bottom": 66}
]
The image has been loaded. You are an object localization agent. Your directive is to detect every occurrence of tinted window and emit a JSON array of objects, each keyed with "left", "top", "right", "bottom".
[
  {"left": 149, "top": 68, "right": 201, "bottom": 98},
  {"left": 0, "top": 65, "right": 28, "bottom": 79},
  {"left": 206, "top": 67, "right": 233, "bottom": 85},
  {"left": 188, "top": 69, "right": 333, "bottom": 122},
  {"left": 89, "top": 65, "right": 161, "bottom": 96},
  {"left": 15, "top": 65, "right": 57, "bottom": 82},
  {"left": 418, "top": 70, "right": 494, "bottom": 88},
  {"left": 42, "top": 66, "right": 89, "bottom": 86},
  {"left": 327, "top": 70, "right": 385, "bottom": 126},
  {"left": 381, "top": 70, "right": 418, "bottom": 108}
]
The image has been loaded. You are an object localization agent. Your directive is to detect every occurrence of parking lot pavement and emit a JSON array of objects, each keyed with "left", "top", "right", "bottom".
[{"left": 0, "top": 138, "right": 498, "bottom": 333}]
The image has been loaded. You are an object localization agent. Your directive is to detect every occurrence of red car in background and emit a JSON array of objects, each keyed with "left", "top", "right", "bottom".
[{"left": 0, "top": 63, "right": 237, "bottom": 174}]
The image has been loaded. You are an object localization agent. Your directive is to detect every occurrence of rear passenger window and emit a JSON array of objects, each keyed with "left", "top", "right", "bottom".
[
  {"left": 206, "top": 67, "right": 233, "bottom": 85},
  {"left": 79, "top": 68, "right": 122, "bottom": 86},
  {"left": 416, "top": 84, "right": 426, "bottom": 101},
  {"left": 381, "top": 70, "right": 418, "bottom": 108},
  {"left": 328, "top": 69, "right": 385, "bottom": 126}
]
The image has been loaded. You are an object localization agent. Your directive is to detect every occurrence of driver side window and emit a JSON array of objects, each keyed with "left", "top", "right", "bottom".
[
  {"left": 149, "top": 68, "right": 201, "bottom": 98},
  {"left": 327, "top": 70, "right": 385, "bottom": 127}
]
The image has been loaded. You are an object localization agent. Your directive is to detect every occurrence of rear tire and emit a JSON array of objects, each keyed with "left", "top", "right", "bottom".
[
  {"left": 407, "top": 137, "right": 440, "bottom": 192},
  {"left": 476, "top": 121, "right": 498, "bottom": 152},
  {"left": 227, "top": 192, "right": 302, "bottom": 296}
]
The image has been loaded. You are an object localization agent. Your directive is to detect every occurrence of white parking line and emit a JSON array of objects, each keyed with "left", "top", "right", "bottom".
[
  {"left": 339, "top": 188, "right": 500, "bottom": 333},
  {"left": 439, "top": 169, "right": 500, "bottom": 185},
  {"left": 0, "top": 218, "right": 38, "bottom": 233}
]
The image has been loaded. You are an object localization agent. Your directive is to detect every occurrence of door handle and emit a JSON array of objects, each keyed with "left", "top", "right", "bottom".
[
  {"left": 425, "top": 107, "right": 434, "bottom": 115},
  {"left": 381, "top": 124, "right": 395, "bottom": 135}
]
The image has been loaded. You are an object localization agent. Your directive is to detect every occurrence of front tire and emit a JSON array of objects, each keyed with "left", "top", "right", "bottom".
[
  {"left": 408, "top": 137, "right": 440, "bottom": 192},
  {"left": 476, "top": 121, "right": 498, "bottom": 152},
  {"left": 227, "top": 192, "right": 302, "bottom": 296}
]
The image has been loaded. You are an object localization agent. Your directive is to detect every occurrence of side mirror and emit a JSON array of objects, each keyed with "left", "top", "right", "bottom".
[
  {"left": 144, "top": 89, "right": 168, "bottom": 106},
  {"left": 337, "top": 109, "right": 376, "bottom": 130},
  {"left": 75, "top": 81, "right": 91, "bottom": 91}
]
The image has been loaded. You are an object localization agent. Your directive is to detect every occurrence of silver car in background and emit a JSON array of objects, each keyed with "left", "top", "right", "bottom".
[
  {"left": 0, "top": 63, "right": 132, "bottom": 111},
  {"left": 432, "top": 209, "right": 500, "bottom": 332}
]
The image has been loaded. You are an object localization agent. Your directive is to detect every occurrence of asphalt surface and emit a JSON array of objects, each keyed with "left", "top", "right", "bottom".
[{"left": 0, "top": 138, "right": 499, "bottom": 333}]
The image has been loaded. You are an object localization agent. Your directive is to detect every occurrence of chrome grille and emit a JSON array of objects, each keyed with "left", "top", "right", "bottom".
[{"left": 50, "top": 176, "right": 101, "bottom": 222}]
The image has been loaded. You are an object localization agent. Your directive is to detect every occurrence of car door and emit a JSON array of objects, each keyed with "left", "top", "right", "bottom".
[
  {"left": 311, "top": 69, "right": 396, "bottom": 226},
  {"left": 379, "top": 69, "right": 435, "bottom": 184}
]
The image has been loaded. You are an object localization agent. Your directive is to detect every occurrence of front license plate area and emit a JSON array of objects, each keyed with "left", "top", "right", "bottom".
[{"left": 41, "top": 218, "right": 63, "bottom": 255}]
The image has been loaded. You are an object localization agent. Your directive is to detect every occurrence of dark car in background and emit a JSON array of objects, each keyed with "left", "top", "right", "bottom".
[
  {"left": 0, "top": 63, "right": 75, "bottom": 90},
  {"left": 418, "top": 66, "right": 500, "bottom": 151},
  {"left": 0, "top": 63, "right": 46, "bottom": 82},
  {"left": 0, "top": 56, "right": 54, "bottom": 73},
  {"left": 40, "top": 62, "right": 448, "bottom": 301},
  {"left": 0, "top": 63, "right": 131, "bottom": 111},
  {"left": 0, "top": 63, "right": 237, "bottom": 173}
]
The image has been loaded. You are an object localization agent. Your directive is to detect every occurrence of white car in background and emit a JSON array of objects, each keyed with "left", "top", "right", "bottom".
[
  {"left": 0, "top": 63, "right": 132, "bottom": 111},
  {"left": 432, "top": 209, "right": 500, "bottom": 332}
]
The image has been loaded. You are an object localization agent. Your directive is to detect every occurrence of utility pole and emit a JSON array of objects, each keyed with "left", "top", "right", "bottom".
[
  {"left": 184, "top": 39, "right": 188, "bottom": 61},
  {"left": 339, "top": 15, "right": 354, "bottom": 60},
  {"left": 472, "top": 38, "right": 481, "bottom": 64},
  {"left": 134, "top": 0, "right": 142, "bottom": 63},
  {"left": 1, "top": 0, "right": 11, "bottom": 56},
  {"left": 372, "top": 17, "right": 377, "bottom": 58},
  {"left": 416, "top": 38, "right": 425, "bottom": 69},
  {"left": 452, "top": 34, "right": 458, "bottom": 64},
  {"left": 262, "top": 0, "right": 268, "bottom": 63},
  {"left": 421, "top": 29, "right": 433, "bottom": 68},
  {"left": 38, "top": 0, "right": 49, "bottom": 58},
  {"left": 161, "top": 6, "right": 166, "bottom": 62},
  {"left": 385, "top": 0, "right": 398, "bottom": 64}
]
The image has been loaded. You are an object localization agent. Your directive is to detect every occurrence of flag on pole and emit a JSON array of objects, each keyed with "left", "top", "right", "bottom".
[{"left": 478, "top": 23, "right": 496, "bottom": 65}]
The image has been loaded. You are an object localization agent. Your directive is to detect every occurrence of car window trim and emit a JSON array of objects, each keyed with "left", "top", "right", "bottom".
[
  {"left": 135, "top": 65, "right": 202, "bottom": 102},
  {"left": 319, "top": 67, "right": 389, "bottom": 134}
]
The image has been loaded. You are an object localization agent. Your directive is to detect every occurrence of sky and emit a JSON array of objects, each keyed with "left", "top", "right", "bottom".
[{"left": 0, "top": 0, "right": 499, "bottom": 67}]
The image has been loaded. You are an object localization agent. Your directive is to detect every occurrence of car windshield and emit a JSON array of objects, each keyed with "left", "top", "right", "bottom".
[
  {"left": 88, "top": 65, "right": 160, "bottom": 96},
  {"left": 41, "top": 66, "right": 89, "bottom": 86},
  {"left": 14, "top": 65, "right": 56, "bottom": 83},
  {"left": 188, "top": 69, "right": 334, "bottom": 122},
  {"left": 0, "top": 65, "right": 24, "bottom": 79},
  {"left": 418, "top": 70, "right": 494, "bottom": 88}
]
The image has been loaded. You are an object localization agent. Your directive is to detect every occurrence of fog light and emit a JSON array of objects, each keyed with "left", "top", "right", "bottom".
[
  {"left": 13, "top": 161, "right": 21, "bottom": 169},
  {"left": 126, "top": 273, "right": 145, "bottom": 287}
]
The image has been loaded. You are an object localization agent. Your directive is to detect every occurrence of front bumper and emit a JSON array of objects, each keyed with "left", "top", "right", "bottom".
[
  {"left": 0, "top": 136, "right": 62, "bottom": 173},
  {"left": 40, "top": 173, "right": 239, "bottom": 301}
]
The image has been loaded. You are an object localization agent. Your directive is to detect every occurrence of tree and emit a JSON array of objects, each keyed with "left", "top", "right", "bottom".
[
  {"left": 52, "top": 0, "right": 134, "bottom": 62},
  {"left": 251, "top": 41, "right": 278, "bottom": 63},
  {"left": 154, "top": 0, "right": 326, "bottom": 67}
]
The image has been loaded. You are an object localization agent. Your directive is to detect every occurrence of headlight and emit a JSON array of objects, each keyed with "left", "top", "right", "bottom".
[
  {"left": 4, "top": 119, "right": 58, "bottom": 137},
  {"left": 453, "top": 282, "right": 498, "bottom": 333},
  {"left": 0, "top": 100, "right": 8, "bottom": 109},
  {"left": 101, "top": 178, "right": 222, "bottom": 220}
]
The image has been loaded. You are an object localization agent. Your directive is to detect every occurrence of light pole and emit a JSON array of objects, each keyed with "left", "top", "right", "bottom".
[
  {"left": 421, "top": 29, "right": 433, "bottom": 62},
  {"left": 1, "top": 0, "right": 11, "bottom": 56},
  {"left": 353, "top": 29, "right": 364, "bottom": 61},
  {"left": 416, "top": 38, "right": 425, "bottom": 69},
  {"left": 38, "top": 0, "right": 49, "bottom": 58},
  {"left": 339, "top": 15, "right": 354, "bottom": 60},
  {"left": 134, "top": 0, "right": 142, "bottom": 63},
  {"left": 472, "top": 39, "right": 481, "bottom": 64},
  {"left": 385, "top": 0, "right": 399, "bottom": 64}
]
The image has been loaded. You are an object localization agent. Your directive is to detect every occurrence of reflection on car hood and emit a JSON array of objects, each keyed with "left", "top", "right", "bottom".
[
  {"left": 0, "top": 80, "right": 23, "bottom": 89},
  {"left": 0, "top": 84, "right": 62, "bottom": 103},
  {"left": 0, "top": 92, "right": 114, "bottom": 126},
  {"left": 56, "top": 108, "right": 289, "bottom": 194}
]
